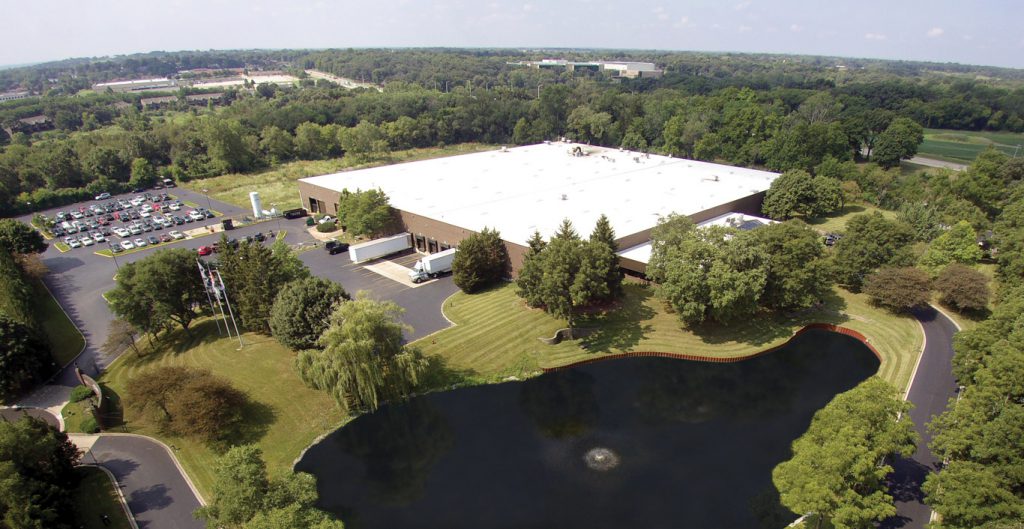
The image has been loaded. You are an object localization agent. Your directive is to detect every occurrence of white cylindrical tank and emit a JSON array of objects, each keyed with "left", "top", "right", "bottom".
[{"left": 249, "top": 191, "right": 262, "bottom": 219}]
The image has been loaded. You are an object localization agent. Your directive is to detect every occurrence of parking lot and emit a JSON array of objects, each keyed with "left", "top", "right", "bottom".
[{"left": 19, "top": 189, "right": 458, "bottom": 385}]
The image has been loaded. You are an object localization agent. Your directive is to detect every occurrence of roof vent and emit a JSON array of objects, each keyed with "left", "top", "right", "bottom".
[{"left": 561, "top": 194, "right": 568, "bottom": 201}]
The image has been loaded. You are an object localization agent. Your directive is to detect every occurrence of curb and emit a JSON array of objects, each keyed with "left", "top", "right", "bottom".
[
  {"left": 99, "top": 433, "right": 207, "bottom": 505},
  {"left": 81, "top": 464, "right": 140, "bottom": 529}
]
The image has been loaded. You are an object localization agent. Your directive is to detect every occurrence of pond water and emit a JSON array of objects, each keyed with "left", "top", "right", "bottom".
[{"left": 295, "top": 329, "right": 880, "bottom": 529}]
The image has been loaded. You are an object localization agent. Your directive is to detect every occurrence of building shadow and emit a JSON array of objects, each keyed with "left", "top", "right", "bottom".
[{"left": 577, "top": 285, "right": 655, "bottom": 353}]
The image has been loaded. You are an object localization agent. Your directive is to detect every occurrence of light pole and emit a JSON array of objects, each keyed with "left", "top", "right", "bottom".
[
  {"left": 202, "top": 188, "right": 212, "bottom": 213},
  {"left": 272, "top": 203, "right": 281, "bottom": 233}
]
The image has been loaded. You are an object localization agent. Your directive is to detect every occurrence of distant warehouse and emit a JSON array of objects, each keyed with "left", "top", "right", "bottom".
[{"left": 297, "top": 142, "right": 779, "bottom": 275}]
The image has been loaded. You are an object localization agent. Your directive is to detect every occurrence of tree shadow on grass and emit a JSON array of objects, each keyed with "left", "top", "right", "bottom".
[
  {"left": 417, "top": 355, "right": 481, "bottom": 392},
  {"left": 97, "top": 383, "right": 124, "bottom": 430},
  {"left": 690, "top": 288, "right": 850, "bottom": 347},
  {"left": 805, "top": 204, "right": 868, "bottom": 227},
  {"left": 577, "top": 285, "right": 655, "bottom": 353},
  {"left": 222, "top": 398, "right": 276, "bottom": 449}
]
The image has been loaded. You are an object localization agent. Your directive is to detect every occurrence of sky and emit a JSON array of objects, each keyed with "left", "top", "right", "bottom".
[{"left": 2, "top": 0, "right": 1023, "bottom": 69}]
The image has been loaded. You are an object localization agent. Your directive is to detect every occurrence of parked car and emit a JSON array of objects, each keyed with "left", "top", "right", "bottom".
[
  {"left": 160, "top": 233, "right": 172, "bottom": 243},
  {"left": 134, "top": 237, "right": 147, "bottom": 247},
  {"left": 120, "top": 240, "right": 135, "bottom": 250},
  {"left": 169, "top": 230, "right": 185, "bottom": 240},
  {"left": 197, "top": 245, "right": 213, "bottom": 256},
  {"left": 147, "top": 235, "right": 160, "bottom": 246},
  {"left": 65, "top": 237, "right": 81, "bottom": 249},
  {"left": 91, "top": 232, "right": 106, "bottom": 243},
  {"left": 325, "top": 240, "right": 350, "bottom": 255},
  {"left": 80, "top": 236, "right": 94, "bottom": 246},
  {"left": 110, "top": 243, "right": 123, "bottom": 254}
]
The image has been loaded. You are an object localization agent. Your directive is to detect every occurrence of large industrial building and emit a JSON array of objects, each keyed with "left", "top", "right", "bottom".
[{"left": 297, "top": 142, "right": 779, "bottom": 275}]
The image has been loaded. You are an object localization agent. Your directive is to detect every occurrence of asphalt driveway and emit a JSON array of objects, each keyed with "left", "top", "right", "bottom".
[{"left": 881, "top": 306, "right": 961, "bottom": 529}]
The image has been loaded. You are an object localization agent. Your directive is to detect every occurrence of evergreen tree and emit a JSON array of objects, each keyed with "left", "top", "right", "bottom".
[
  {"left": 451, "top": 228, "right": 509, "bottom": 293},
  {"left": 589, "top": 214, "right": 622, "bottom": 300}
]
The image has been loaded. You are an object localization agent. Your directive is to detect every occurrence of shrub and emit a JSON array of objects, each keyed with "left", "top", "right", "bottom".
[
  {"left": 126, "top": 366, "right": 249, "bottom": 444},
  {"left": 315, "top": 221, "right": 337, "bottom": 233},
  {"left": 80, "top": 416, "right": 100, "bottom": 434},
  {"left": 69, "top": 385, "right": 94, "bottom": 403},
  {"left": 452, "top": 228, "right": 510, "bottom": 293},
  {"left": 864, "top": 266, "right": 933, "bottom": 312},
  {"left": 936, "top": 264, "right": 990, "bottom": 313}
]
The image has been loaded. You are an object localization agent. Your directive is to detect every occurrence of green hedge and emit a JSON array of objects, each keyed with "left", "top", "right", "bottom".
[
  {"left": 315, "top": 221, "right": 337, "bottom": 233},
  {"left": 69, "top": 385, "right": 93, "bottom": 403}
]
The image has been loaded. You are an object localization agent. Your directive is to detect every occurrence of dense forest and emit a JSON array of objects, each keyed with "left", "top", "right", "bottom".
[{"left": 2, "top": 49, "right": 1024, "bottom": 218}]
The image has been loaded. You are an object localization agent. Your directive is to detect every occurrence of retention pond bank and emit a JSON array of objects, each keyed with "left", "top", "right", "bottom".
[{"left": 296, "top": 329, "right": 879, "bottom": 529}]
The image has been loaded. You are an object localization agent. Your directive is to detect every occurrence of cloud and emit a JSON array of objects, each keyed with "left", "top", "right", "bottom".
[
  {"left": 672, "top": 16, "right": 690, "bottom": 29},
  {"left": 522, "top": 3, "right": 533, "bottom": 11},
  {"left": 790, "top": 23, "right": 802, "bottom": 32},
  {"left": 734, "top": 1, "right": 751, "bottom": 11},
  {"left": 738, "top": 25, "right": 752, "bottom": 33},
  {"left": 963, "top": 34, "right": 973, "bottom": 41},
  {"left": 864, "top": 32, "right": 887, "bottom": 41},
  {"left": 927, "top": 27, "right": 944, "bottom": 38}
]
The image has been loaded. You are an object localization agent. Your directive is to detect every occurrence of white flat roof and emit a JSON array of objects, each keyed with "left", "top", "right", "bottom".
[
  {"left": 617, "top": 212, "right": 776, "bottom": 265},
  {"left": 300, "top": 142, "right": 779, "bottom": 247}
]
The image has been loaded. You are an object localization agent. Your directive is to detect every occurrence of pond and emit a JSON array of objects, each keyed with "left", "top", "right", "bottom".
[{"left": 295, "top": 329, "right": 880, "bottom": 529}]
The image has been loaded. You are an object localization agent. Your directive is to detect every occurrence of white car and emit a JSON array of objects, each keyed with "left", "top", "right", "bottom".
[
  {"left": 80, "top": 236, "right": 94, "bottom": 246},
  {"left": 169, "top": 230, "right": 185, "bottom": 240},
  {"left": 134, "top": 238, "right": 147, "bottom": 247},
  {"left": 129, "top": 225, "right": 142, "bottom": 235},
  {"left": 65, "top": 237, "right": 82, "bottom": 249},
  {"left": 169, "top": 202, "right": 181, "bottom": 211},
  {"left": 120, "top": 240, "right": 134, "bottom": 250},
  {"left": 140, "top": 210, "right": 151, "bottom": 218},
  {"left": 188, "top": 210, "right": 205, "bottom": 221},
  {"left": 113, "top": 227, "right": 130, "bottom": 237},
  {"left": 91, "top": 232, "right": 106, "bottom": 243}
]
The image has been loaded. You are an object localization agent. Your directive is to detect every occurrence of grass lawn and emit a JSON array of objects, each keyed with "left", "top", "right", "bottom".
[
  {"left": 919, "top": 128, "right": 1024, "bottom": 163},
  {"left": 99, "top": 320, "right": 346, "bottom": 498},
  {"left": 33, "top": 280, "right": 84, "bottom": 367},
  {"left": 413, "top": 282, "right": 923, "bottom": 393},
  {"left": 62, "top": 396, "right": 98, "bottom": 433},
  {"left": 71, "top": 467, "right": 132, "bottom": 529},
  {"left": 804, "top": 203, "right": 897, "bottom": 234},
  {"left": 181, "top": 143, "right": 496, "bottom": 211}
]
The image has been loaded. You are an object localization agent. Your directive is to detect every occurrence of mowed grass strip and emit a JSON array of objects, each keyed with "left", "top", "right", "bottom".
[
  {"left": 919, "top": 127, "right": 1024, "bottom": 163},
  {"left": 414, "top": 282, "right": 923, "bottom": 393},
  {"left": 100, "top": 319, "right": 345, "bottom": 497},
  {"left": 33, "top": 280, "right": 84, "bottom": 367},
  {"left": 182, "top": 143, "right": 497, "bottom": 211},
  {"left": 71, "top": 467, "right": 133, "bottom": 529}
]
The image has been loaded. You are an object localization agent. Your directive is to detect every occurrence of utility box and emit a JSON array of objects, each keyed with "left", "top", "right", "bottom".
[{"left": 222, "top": 219, "right": 234, "bottom": 231}]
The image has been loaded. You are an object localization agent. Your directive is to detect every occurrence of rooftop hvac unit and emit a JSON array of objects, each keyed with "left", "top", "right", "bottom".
[{"left": 561, "top": 194, "right": 568, "bottom": 201}]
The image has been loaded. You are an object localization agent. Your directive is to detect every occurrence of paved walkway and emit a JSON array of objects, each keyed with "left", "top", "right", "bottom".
[
  {"left": 78, "top": 434, "right": 205, "bottom": 529},
  {"left": 881, "top": 306, "right": 960, "bottom": 529}
]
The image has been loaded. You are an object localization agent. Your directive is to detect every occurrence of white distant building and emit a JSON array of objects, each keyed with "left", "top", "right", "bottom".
[
  {"left": 511, "top": 60, "right": 663, "bottom": 79},
  {"left": 93, "top": 78, "right": 178, "bottom": 93},
  {"left": 0, "top": 91, "right": 32, "bottom": 103},
  {"left": 298, "top": 142, "right": 777, "bottom": 275}
]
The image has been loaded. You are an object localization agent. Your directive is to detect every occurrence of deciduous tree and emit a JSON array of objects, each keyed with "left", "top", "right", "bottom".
[
  {"left": 0, "top": 316, "right": 49, "bottom": 403},
  {"left": 0, "top": 219, "right": 46, "bottom": 254},
  {"left": 872, "top": 117, "right": 924, "bottom": 168},
  {"left": 935, "top": 264, "right": 989, "bottom": 313},
  {"left": 107, "top": 248, "right": 206, "bottom": 336},
  {"left": 919, "top": 220, "right": 983, "bottom": 273},
  {"left": 0, "top": 417, "right": 81, "bottom": 528},
  {"left": 830, "top": 213, "right": 915, "bottom": 290},
  {"left": 863, "top": 266, "right": 933, "bottom": 312},
  {"left": 295, "top": 295, "right": 426, "bottom": 414},
  {"left": 773, "top": 378, "right": 916, "bottom": 529}
]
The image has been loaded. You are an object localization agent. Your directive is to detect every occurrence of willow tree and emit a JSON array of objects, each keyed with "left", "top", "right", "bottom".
[{"left": 295, "top": 294, "right": 426, "bottom": 414}]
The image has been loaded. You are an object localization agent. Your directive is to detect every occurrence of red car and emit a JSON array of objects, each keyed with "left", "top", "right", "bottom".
[{"left": 197, "top": 245, "right": 213, "bottom": 256}]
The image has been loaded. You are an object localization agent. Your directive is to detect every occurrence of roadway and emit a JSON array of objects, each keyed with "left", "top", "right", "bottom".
[{"left": 881, "top": 306, "right": 961, "bottom": 529}]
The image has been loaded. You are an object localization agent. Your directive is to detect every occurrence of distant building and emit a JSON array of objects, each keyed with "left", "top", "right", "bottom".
[
  {"left": 140, "top": 96, "right": 177, "bottom": 109},
  {"left": 3, "top": 115, "right": 53, "bottom": 136},
  {"left": 0, "top": 91, "right": 32, "bottom": 103},
  {"left": 185, "top": 92, "right": 225, "bottom": 106},
  {"left": 93, "top": 78, "right": 178, "bottom": 93},
  {"left": 511, "top": 60, "right": 663, "bottom": 79}
]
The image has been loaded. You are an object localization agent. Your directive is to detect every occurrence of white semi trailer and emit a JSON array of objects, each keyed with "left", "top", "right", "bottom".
[
  {"left": 408, "top": 248, "right": 457, "bottom": 283},
  {"left": 348, "top": 233, "right": 412, "bottom": 263}
]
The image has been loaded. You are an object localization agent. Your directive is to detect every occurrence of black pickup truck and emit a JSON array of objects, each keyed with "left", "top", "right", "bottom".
[
  {"left": 283, "top": 208, "right": 308, "bottom": 219},
  {"left": 325, "top": 240, "right": 350, "bottom": 255}
]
